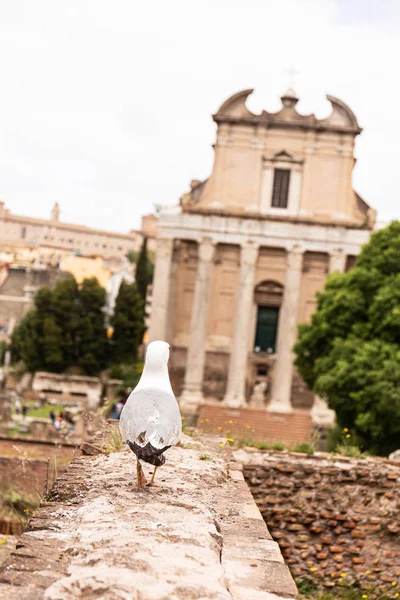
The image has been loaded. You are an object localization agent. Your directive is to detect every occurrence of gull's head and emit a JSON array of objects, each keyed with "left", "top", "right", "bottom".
[{"left": 145, "top": 340, "right": 170, "bottom": 370}]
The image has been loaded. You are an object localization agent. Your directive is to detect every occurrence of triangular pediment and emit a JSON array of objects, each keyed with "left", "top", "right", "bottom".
[
  {"left": 263, "top": 149, "right": 303, "bottom": 164},
  {"left": 275, "top": 150, "right": 293, "bottom": 160}
]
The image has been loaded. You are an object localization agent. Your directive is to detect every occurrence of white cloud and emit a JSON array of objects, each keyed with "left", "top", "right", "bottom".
[{"left": 0, "top": 0, "right": 398, "bottom": 231}]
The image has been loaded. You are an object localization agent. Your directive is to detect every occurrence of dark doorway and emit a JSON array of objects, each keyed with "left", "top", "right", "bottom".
[{"left": 254, "top": 306, "right": 279, "bottom": 353}]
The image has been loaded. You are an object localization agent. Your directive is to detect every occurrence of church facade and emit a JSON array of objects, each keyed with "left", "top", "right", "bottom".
[{"left": 148, "top": 89, "right": 375, "bottom": 422}]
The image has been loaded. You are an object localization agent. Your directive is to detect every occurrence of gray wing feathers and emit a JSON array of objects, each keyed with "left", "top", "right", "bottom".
[{"left": 119, "top": 388, "right": 181, "bottom": 450}]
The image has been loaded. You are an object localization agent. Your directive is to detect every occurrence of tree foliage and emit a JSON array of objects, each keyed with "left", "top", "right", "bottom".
[
  {"left": 135, "top": 237, "right": 153, "bottom": 300},
  {"left": 111, "top": 282, "right": 144, "bottom": 364},
  {"left": 11, "top": 276, "right": 108, "bottom": 376},
  {"left": 295, "top": 221, "right": 400, "bottom": 455}
]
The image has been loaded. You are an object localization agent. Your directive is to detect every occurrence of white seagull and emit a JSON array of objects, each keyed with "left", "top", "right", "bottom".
[{"left": 119, "top": 340, "right": 182, "bottom": 487}]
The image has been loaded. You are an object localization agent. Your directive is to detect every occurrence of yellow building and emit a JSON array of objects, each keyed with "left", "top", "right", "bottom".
[{"left": 59, "top": 255, "right": 112, "bottom": 288}]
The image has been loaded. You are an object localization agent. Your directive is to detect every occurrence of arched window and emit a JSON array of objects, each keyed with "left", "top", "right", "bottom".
[{"left": 253, "top": 281, "right": 283, "bottom": 354}]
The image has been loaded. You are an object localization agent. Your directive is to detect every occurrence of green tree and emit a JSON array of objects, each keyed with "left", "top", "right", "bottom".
[
  {"left": 41, "top": 316, "right": 64, "bottom": 372},
  {"left": 111, "top": 282, "right": 144, "bottom": 364},
  {"left": 52, "top": 278, "right": 80, "bottom": 366},
  {"left": 295, "top": 221, "right": 400, "bottom": 456},
  {"left": 11, "top": 276, "right": 108, "bottom": 376},
  {"left": 77, "top": 278, "right": 108, "bottom": 375},
  {"left": 11, "top": 310, "right": 42, "bottom": 372},
  {"left": 135, "top": 237, "right": 152, "bottom": 300},
  {"left": 126, "top": 249, "right": 139, "bottom": 263}
]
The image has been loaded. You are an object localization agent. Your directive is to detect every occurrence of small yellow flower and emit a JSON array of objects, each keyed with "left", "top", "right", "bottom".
[
  {"left": 310, "top": 567, "right": 317, "bottom": 572},
  {"left": 219, "top": 442, "right": 225, "bottom": 447},
  {"left": 345, "top": 434, "right": 351, "bottom": 439},
  {"left": 200, "top": 419, "right": 205, "bottom": 424},
  {"left": 245, "top": 424, "right": 251, "bottom": 430},
  {"left": 338, "top": 579, "right": 343, "bottom": 583},
  {"left": 392, "top": 582, "right": 397, "bottom": 586},
  {"left": 0, "top": 539, "right": 6, "bottom": 545},
  {"left": 343, "top": 428, "right": 349, "bottom": 432},
  {"left": 217, "top": 426, "right": 222, "bottom": 431},
  {"left": 394, "top": 593, "right": 399, "bottom": 598},
  {"left": 362, "top": 595, "right": 368, "bottom": 599},
  {"left": 226, "top": 437, "right": 234, "bottom": 443},
  {"left": 330, "top": 573, "right": 335, "bottom": 577},
  {"left": 340, "top": 573, "right": 346, "bottom": 577},
  {"left": 365, "top": 570, "right": 371, "bottom": 575},
  {"left": 205, "top": 419, "right": 209, "bottom": 423}
]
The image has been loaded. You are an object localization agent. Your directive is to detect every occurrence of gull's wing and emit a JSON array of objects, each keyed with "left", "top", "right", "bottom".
[{"left": 119, "top": 388, "right": 182, "bottom": 450}]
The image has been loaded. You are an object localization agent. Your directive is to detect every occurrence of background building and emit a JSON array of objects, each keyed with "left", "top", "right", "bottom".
[
  {"left": 0, "top": 202, "right": 157, "bottom": 258},
  {"left": 149, "top": 88, "right": 376, "bottom": 426},
  {"left": 0, "top": 204, "right": 158, "bottom": 340}
]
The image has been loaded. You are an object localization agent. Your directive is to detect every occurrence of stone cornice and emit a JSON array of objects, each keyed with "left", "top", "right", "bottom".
[
  {"left": 159, "top": 210, "right": 371, "bottom": 256},
  {"left": 181, "top": 205, "right": 370, "bottom": 231}
]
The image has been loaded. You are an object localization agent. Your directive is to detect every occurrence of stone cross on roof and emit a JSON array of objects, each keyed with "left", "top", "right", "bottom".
[{"left": 283, "top": 65, "right": 300, "bottom": 89}]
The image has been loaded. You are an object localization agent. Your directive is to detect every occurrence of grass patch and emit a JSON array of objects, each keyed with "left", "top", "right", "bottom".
[
  {"left": 11, "top": 402, "right": 67, "bottom": 419},
  {"left": 235, "top": 437, "right": 287, "bottom": 451},
  {"left": 26, "top": 404, "right": 65, "bottom": 419},
  {"left": 335, "top": 444, "right": 368, "bottom": 458},
  {"left": 105, "top": 426, "right": 124, "bottom": 454},
  {"left": 100, "top": 398, "right": 116, "bottom": 418},
  {"left": 296, "top": 576, "right": 400, "bottom": 599},
  {"left": 271, "top": 441, "right": 285, "bottom": 451},
  {"left": 291, "top": 442, "right": 315, "bottom": 455},
  {"left": 0, "top": 486, "right": 39, "bottom": 522},
  {"left": 182, "top": 424, "right": 196, "bottom": 438},
  {"left": 199, "top": 453, "right": 213, "bottom": 461}
]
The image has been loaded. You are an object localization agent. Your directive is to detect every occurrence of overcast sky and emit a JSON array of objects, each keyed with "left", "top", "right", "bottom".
[{"left": 0, "top": 0, "right": 398, "bottom": 232}]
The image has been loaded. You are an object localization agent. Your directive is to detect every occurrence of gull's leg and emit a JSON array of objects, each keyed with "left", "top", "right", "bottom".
[
  {"left": 146, "top": 466, "right": 158, "bottom": 487},
  {"left": 136, "top": 457, "right": 147, "bottom": 488}
]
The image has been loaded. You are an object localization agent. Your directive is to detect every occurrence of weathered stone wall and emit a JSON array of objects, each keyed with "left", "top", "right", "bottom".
[
  {"left": 0, "top": 457, "right": 50, "bottom": 497},
  {"left": 32, "top": 371, "right": 102, "bottom": 409},
  {"left": 0, "top": 438, "right": 298, "bottom": 600},
  {"left": 197, "top": 405, "right": 313, "bottom": 446},
  {"left": 235, "top": 448, "right": 400, "bottom": 595},
  {"left": 0, "top": 441, "right": 77, "bottom": 496}
]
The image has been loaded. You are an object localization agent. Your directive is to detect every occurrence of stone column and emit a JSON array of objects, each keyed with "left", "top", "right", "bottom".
[
  {"left": 147, "top": 237, "right": 174, "bottom": 344},
  {"left": 179, "top": 238, "right": 215, "bottom": 413},
  {"left": 223, "top": 243, "right": 259, "bottom": 408},
  {"left": 329, "top": 248, "right": 347, "bottom": 273},
  {"left": 268, "top": 245, "right": 304, "bottom": 413}
]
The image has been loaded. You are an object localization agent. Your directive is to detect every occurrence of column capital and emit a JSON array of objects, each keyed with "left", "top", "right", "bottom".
[
  {"left": 286, "top": 244, "right": 305, "bottom": 269},
  {"left": 330, "top": 247, "right": 344, "bottom": 256},
  {"left": 329, "top": 247, "right": 347, "bottom": 273},
  {"left": 156, "top": 237, "right": 174, "bottom": 258},
  {"left": 198, "top": 237, "right": 216, "bottom": 262},
  {"left": 240, "top": 242, "right": 259, "bottom": 266},
  {"left": 285, "top": 243, "right": 305, "bottom": 254}
]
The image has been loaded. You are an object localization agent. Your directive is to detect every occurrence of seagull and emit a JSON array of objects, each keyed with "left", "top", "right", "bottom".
[{"left": 119, "top": 340, "right": 182, "bottom": 488}]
